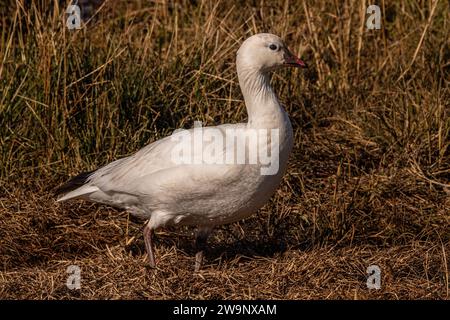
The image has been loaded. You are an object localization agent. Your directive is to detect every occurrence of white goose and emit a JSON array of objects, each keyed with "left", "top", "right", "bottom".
[{"left": 56, "top": 33, "right": 307, "bottom": 271}]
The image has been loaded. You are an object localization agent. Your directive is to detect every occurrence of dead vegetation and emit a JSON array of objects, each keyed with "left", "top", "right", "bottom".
[{"left": 0, "top": 0, "right": 449, "bottom": 299}]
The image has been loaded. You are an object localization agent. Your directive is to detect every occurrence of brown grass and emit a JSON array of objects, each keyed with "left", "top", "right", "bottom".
[{"left": 0, "top": 0, "right": 449, "bottom": 299}]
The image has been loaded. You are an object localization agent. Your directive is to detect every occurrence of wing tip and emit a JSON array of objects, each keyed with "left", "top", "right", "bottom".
[{"left": 54, "top": 170, "right": 95, "bottom": 199}]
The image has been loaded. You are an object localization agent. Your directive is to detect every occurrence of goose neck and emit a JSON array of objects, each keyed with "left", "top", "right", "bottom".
[{"left": 237, "top": 66, "right": 283, "bottom": 128}]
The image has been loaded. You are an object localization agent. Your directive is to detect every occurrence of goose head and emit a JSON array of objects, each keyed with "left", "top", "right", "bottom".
[{"left": 236, "top": 33, "right": 307, "bottom": 73}]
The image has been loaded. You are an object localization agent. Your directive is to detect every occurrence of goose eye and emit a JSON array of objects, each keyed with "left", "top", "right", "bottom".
[{"left": 269, "top": 44, "right": 278, "bottom": 51}]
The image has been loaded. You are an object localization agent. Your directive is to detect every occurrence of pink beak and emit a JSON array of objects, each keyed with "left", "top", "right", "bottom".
[{"left": 284, "top": 54, "right": 307, "bottom": 68}]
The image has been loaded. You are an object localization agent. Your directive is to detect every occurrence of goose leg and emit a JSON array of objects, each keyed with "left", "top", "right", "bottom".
[
  {"left": 143, "top": 225, "right": 156, "bottom": 268},
  {"left": 194, "top": 226, "right": 213, "bottom": 272}
]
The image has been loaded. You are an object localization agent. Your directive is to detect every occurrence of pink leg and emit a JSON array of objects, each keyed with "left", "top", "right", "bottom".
[
  {"left": 194, "top": 226, "right": 213, "bottom": 272},
  {"left": 194, "top": 245, "right": 205, "bottom": 273},
  {"left": 143, "top": 225, "right": 156, "bottom": 268}
]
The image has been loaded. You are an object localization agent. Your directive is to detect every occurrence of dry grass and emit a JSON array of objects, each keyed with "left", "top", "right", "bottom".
[{"left": 0, "top": 0, "right": 449, "bottom": 299}]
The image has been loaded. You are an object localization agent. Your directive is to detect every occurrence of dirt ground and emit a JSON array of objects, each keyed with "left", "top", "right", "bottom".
[{"left": 1, "top": 132, "right": 448, "bottom": 299}]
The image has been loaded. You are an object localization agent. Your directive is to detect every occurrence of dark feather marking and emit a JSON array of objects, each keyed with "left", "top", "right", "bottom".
[{"left": 54, "top": 170, "right": 96, "bottom": 196}]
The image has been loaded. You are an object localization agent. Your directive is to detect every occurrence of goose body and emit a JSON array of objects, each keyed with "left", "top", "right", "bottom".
[{"left": 56, "top": 33, "right": 306, "bottom": 270}]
